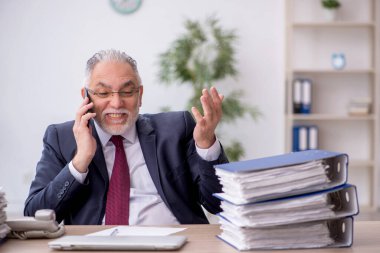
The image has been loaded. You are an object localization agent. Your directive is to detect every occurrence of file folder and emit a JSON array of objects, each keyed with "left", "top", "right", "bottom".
[
  {"left": 214, "top": 150, "right": 348, "bottom": 204},
  {"left": 217, "top": 217, "right": 353, "bottom": 250},
  {"left": 301, "top": 79, "right": 312, "bottom": 114},
  {"left": 293, "top": 78, "right": 312, "bottom": 114},
  {"left": 293, "top": 79, "right": 302, "bottom": 113},
  {"left": 308, "top": 125, "right": 318, "bottom": 149},
  {"left": 292, "top": 125, "right": 308, "bottom": 151},
  {"left": 293, "top": 125, "right": 319, "bottom": 152},
  {"left": 215, "top": 184, "right": 358, "bottom": 227}
]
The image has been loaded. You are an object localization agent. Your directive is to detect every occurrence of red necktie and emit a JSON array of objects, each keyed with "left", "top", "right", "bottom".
[{"left": 105, "top": 135, "right": 130, "bottom": 225}]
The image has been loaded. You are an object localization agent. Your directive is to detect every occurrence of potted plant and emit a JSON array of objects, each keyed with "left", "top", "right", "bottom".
[
  {"left": 158, "top": 17, "right": 260, "bottom": 161},
  {"left": 321, "top": 0, "right": 341, "bottom": 21}
]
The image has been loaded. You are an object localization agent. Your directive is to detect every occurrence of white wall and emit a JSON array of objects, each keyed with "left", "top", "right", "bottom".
[{"left": 0, "top": 0, "right": 285, "bottom": 215}]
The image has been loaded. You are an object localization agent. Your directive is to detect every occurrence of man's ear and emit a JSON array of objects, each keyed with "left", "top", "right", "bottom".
[{"left": 81, "top": 87, "right": 86, "bottom": 99}]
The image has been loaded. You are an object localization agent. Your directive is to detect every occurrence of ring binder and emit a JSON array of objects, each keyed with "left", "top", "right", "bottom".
[{"left": 213, "top": 150, "right": 358, "bottom": 250}]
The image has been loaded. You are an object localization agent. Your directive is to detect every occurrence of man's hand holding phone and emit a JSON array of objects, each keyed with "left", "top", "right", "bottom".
[{"left": 72, "top": 96, "right": 97, "bottom": 173}]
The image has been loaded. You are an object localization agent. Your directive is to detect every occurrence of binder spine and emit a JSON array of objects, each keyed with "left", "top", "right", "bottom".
[
  {"left": 293, "top": 78, "right": 313, "bottom": 114},
  {"left": 293, "top": 79, "right": 302, "bottom": 113},
  {"left": 292, "top": 125, "right": 319, "bottom": 152},
  {"left": 301, "top": 79, "right": 312, "bottom": 114},
  {"left": 308, "top": 125, "right": 318, "bottom": 150},
  {"left": 292, "top": 126, "right": 300, "bottom": 152}
]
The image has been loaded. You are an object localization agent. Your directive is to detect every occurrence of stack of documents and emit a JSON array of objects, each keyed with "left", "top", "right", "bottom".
[
  {"left": 214, "top": 150, "right": 359, "bottom": 250},
  {"left": 0, "top": 187, "right": 10, "bottom": 243}
]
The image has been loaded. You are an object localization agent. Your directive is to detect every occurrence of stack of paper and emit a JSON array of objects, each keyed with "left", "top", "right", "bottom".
[
  {"left": 216, "top": 160, "right": 330, "bottom": 204},
  {"left": 219, "top": 217, "right": 353, "bottom": 250},
  {"left": 214, "top": 150, "right": 359, "bottom": 250},
  {"left": 348, "top": 97, "right": 371, "bottom": 116},
  {"left": 0, "top": 187, "right": 10, "bottom": 243}
]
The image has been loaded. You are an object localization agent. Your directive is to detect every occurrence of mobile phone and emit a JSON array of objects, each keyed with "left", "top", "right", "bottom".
[
  {"left": 84, "top": 89, "right": 93, "bottom": 113},
  {"left": 84, "top": 89, "right": 93, "bottom": 127}
]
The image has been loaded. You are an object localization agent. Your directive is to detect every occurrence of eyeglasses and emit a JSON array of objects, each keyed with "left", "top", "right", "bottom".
[{"left": 85, "top": 87, "right": 140, "bottom": 99}]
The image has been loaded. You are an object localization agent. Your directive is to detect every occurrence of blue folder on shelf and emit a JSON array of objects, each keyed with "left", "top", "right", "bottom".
[
  {"left": 292, "top": 125, "right": 319, "bottom": 152},
  {"left": 214, "top": 150, "right": 348, "bottom": 204}
]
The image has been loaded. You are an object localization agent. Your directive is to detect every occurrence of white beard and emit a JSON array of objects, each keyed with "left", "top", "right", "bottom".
[{"left": 97, "top": 107, "right": 139, "bottom": 135}]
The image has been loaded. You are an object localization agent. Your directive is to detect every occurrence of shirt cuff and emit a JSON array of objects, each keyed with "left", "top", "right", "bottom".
[
  {"left": 196, "top": 138, "right": 222, "bottom": 161},
  {"left": 68, "top": 161, "right": 88, "bottom": 184}
]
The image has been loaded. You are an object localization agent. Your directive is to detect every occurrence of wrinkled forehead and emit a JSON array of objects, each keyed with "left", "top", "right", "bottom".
[{"left": 89, "top": 61, "right": 139, "bottom": 89}]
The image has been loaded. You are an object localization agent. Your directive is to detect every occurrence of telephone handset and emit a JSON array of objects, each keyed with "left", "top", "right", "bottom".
[
  {"left": 84, "top": 88, "right": 93, "bottom": 113},
  {"left": 6, "top": 209, "right": 65, "bottom": 239},
  {"left": 84, "top": 88, "right": 93, "bottom": 126}
]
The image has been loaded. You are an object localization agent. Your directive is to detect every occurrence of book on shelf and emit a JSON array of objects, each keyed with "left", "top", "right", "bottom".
[
  {"left": 213, "top": 150, "right": 358, "bottom": 250},
  {"left": 348, "top": 97, "right": 371, "bottom": 116}
]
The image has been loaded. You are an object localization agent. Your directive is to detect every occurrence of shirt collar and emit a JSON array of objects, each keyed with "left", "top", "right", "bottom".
[{"left": 93, "top": 118, "right": 138, "bottom": 147}]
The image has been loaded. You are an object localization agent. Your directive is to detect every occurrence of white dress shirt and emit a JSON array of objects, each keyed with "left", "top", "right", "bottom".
[{"left": 69, "top": 117, "right": 221, "bottom": 225}]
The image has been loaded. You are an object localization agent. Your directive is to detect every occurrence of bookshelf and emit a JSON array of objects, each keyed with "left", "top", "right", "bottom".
[{"left": 285, "top": 0, "right": 379, "bottom": 210}]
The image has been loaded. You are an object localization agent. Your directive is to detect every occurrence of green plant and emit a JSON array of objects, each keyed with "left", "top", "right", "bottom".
[
  {"left": 158, "top": 17, "right": 260, "bottom": 161},
  {"left": 322, "top": 0, "right": 341, "bottom": 9}
]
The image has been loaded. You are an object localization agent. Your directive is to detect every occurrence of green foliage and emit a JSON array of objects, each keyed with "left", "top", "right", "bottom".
[
  {"left": 159, "top": 106, "right": 171, "bottom": 112},
  {"left": 159, "top": 17, "right": 237, "bottom": 88},
  {"left": 322, "top": 0, "right": 341, "bottom": 9},
  {"left": 158, "top": 17, "right": 260, "bottom": 161},
  {"left": 224, "top": 140, "right": 245, "bottom": 162}
]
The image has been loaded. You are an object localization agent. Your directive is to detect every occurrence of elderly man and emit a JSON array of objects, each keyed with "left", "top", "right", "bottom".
[{"left": 24, "top": 49, "right": 228, "bottom": 225}]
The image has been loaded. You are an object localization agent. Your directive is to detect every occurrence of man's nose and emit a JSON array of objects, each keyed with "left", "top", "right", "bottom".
[{"left": 109, "top": 93, "right": 123, "bottom": 107}]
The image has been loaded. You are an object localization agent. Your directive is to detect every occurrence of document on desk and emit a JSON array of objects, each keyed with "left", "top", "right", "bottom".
[
  {"left": 0, "top": 187, "right": 10, "bottom": 241},
  {"left": 49, "top": 227, "right": 188, "bottom": 251},
  {"left": 86, "top": 226, "right": 187, "bottom": 237}
]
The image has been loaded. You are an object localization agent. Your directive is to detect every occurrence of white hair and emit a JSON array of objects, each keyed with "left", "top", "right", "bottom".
[{"left": 84, "top": 49, "right": 142, "bottom": 87}]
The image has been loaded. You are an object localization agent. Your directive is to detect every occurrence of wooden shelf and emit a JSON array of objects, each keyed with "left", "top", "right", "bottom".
[
  {"left": 286, "top": 0, "right": 379, "bottom": 209},
  {"left": 293, "top": 21, "right": 375, "bottom": 28},
  {"left": 350, "top": 159, "right": 375, "bottom": 168},
  {"left": 292, "top": 69, "right": 375, "bottom": 74},
  {"left": 357, "top": 205, "right": 379, "bottom": 213},
  {"left": 288, "top": 114, "right": 375, "bottom": 121}
]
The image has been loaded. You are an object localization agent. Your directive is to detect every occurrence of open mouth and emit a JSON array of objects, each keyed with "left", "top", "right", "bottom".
[{"left": 105, "top": 113, "right": 128, "bottom": 123}]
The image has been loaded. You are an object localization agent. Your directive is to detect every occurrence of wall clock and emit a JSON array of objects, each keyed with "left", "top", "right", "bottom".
[{"left": 110, "top": 0, "right": 142, "bottom": 15}]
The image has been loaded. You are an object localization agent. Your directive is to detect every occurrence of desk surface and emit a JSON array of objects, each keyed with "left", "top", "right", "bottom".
[{"left": 1, "top": 221, "right": 379, "bottom": 253}]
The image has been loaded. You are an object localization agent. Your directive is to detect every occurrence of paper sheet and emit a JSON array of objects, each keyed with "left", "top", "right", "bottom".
[{"left": 86, "top": 226, "right": 187, "bottom": 236}]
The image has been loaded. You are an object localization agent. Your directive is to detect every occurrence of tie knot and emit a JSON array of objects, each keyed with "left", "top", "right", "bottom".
[{"left": 110, "top": 135, "right": 124, "bottom": 148}]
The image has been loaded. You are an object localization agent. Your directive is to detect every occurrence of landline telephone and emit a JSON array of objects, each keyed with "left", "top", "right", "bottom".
[{"left": 6, "top": 209, "right": 65, "bottom": 239}]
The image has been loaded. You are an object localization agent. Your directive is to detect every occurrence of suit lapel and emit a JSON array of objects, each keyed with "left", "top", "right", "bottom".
[{"left": 136, "top": 116, "right": 168, "bottom": 204}]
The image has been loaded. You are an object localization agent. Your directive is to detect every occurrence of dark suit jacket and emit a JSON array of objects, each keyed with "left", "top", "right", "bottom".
[{"left": 24, "top": 111, "right": 228, "bottom": 224}]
